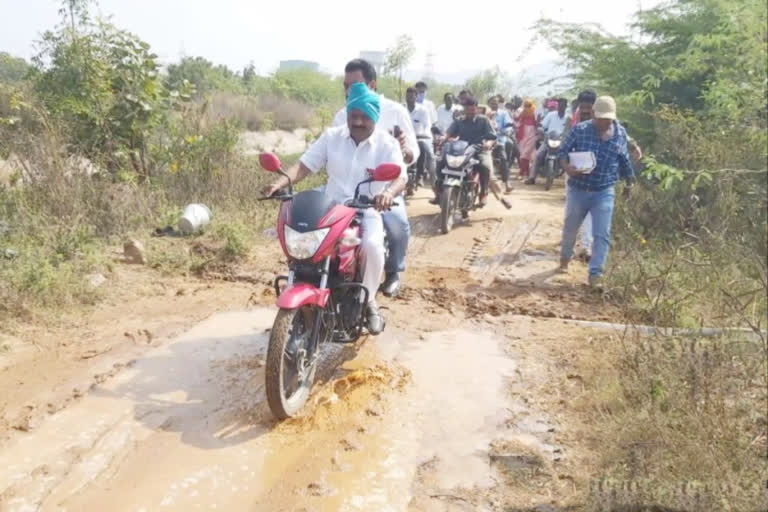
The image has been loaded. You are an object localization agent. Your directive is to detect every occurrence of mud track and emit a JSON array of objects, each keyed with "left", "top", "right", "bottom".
[{"left": 0, "top": 179, "right": 620, "bottom": 511}]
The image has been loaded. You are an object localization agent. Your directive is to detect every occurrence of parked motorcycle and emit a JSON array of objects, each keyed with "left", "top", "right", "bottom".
[
  {"left": 258, "top": 152, "right": 401, "bottom": 419},
  {"left": 438, "top": 140, "right": 482, "bottom": 234},
  {"left": 537, "top": 130, "right": 563, "bottom": 191}
]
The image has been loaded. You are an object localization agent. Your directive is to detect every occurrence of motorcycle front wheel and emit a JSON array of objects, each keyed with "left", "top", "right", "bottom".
[
  {"left": 265, "top": 306, "right": 318, "bottom": 419},
  {"left": 545, "top": 160, "right": 555, "bottom": 191},
  {"left": 440, "top": 185, "right": 459, "bottom": 234}
]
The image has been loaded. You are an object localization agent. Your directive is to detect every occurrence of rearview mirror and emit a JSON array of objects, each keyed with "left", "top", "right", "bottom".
[
  {"left": 370, "top": 163, "right": 401, "bottom": 182},
  {"left": 259, "top": 153, "right": 282, "bottom": 173}
]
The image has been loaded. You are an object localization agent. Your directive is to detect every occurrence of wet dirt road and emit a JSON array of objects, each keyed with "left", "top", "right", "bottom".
[{"left": 1, "top": 181, "right": 601, "bottom": 511}]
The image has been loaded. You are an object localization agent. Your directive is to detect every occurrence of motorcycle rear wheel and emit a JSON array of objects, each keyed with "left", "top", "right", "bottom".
[
  {"left": 265, "top": 306, "right": 318, "bottom": 419},
  {"left": 440, "top": 186, "right": 458, "bottom": 234}
]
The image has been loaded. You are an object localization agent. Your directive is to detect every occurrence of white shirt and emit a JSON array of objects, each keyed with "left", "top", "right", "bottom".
[
  {"left": 436, "top": 104, "right": 460, "bottom": 133},
  {"left": 332, "top": 94, "right": 420, "bottom": 163},
  {"left": 300, "top": 125, "right": 405, "bottom": 204},
  {"left": 419, "top": 98, "right": 438, "bottom": 126},
  {"left": 540, "top": 110, "right": 571, "bottom": 136},
  {"left": 407, "top": 103, "right": 432, "bottom": 140}
]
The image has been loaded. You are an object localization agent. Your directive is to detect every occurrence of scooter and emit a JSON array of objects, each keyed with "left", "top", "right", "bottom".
[{"left": 258, "top": 152, "right": 401, "bottom": 419}]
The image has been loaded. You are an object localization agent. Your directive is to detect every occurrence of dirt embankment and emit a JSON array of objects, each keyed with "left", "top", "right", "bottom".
[{"left": 0, "top": 179, "right": 700, "bottom": 511}]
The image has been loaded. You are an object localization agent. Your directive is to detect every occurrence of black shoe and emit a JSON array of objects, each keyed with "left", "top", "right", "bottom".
[
  {"left": 366, "top": 304, "right": 385, "bottom": 335},
  {"left": 429, "top": 197, "right": 440, "bottom": 205},
  {"left": 380, "top": 272, "right": 401, "bottom": 298},
  {"left": 525, "top": 178, "right": 536, "bottom": 185}
]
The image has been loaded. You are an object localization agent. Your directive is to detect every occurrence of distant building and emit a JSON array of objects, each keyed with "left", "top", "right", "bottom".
[
  {"left": 359, "top": 51, "right": 385, "bottom": 74},
  {"left": 278, "top": 60, "right": 320, "bottom": 72}
]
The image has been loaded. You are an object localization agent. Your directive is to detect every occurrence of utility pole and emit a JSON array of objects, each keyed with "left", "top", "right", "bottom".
[{"left": 424, "top": 50, "right": 435, "bottom": 82}]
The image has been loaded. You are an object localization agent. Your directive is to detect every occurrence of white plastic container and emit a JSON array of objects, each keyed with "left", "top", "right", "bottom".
[{"left": 178, "top": 203, "right": 212, "bottom": 234}]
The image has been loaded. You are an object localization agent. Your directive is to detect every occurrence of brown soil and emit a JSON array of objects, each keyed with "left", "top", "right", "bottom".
[{"left": 0, "top": 177, "right": 624, "bottom": 511}]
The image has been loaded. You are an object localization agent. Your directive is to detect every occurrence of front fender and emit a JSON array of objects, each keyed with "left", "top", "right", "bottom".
[{"left": 276, "top": 283, "right": 330, "bottom": 309}]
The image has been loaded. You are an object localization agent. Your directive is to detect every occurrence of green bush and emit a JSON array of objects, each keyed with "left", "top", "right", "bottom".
[
  {"left": 31, "top": 9, "right": 191, "bottom": 177},
  {"left": 215, "top": 221, "right": 250, "bottom": 261},
  {"left": 0, "top": 53, "right": 32, "bottom": 84},
  {"left": 269, "top": 69, "right": 340, "bottom": 106},
  {"left": 166, "top": 56, "right": 244, "bottom": 96}
]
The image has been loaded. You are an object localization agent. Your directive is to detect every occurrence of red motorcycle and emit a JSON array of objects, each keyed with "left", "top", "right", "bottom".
[{"left": 258, "top": 152, "right": 401, "bottom": 419}]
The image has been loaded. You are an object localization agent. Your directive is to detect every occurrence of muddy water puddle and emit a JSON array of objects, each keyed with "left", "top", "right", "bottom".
[
  {"left": 254, "top": 328, "right": 528, "bottom": 510},
  {"left": 0, "top": 310, "right": 277, "bottom": 512},
  {"left": 0, "top": 309, "right": 555, "bottom": 511}
]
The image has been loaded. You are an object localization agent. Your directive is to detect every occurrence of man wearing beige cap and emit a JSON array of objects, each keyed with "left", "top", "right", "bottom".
[{"left": 557, "top": 95, "right": 635, "bottom": 288}]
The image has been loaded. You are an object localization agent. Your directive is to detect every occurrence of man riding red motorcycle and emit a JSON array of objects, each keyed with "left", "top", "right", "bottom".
[
  {"left": 262, "top": 82, "right": 404, "bottom": 335},
  {"left": 260, "top": 82, "right": 405, "bottom": 418}
]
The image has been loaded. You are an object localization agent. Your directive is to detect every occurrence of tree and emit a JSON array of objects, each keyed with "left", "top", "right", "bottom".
[
  {"left": 532, "top": 0, "right": 767, "bottom": 148},
  {"left": 166, "top": 56, "right": 242, "bottom": 96},
  {"left": 383, "top": 34, "right": 415, "bottom": 102},
  {"left": 242, "top": 61, "right": 256, "bottom": 85},
  {"left": 0, "top": 53, "right": 32, "bottom": 83},
  {"left": 32, "top": 0, "right": 189, "bottom": 178},
  {"left": 463, "top": 67, "right": 502, "bottom": 103},
  {"left": 269, "top": 68, "right": 339, "bottom": 106}
]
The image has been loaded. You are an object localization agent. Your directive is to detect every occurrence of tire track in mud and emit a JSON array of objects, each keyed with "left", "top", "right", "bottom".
[{"left": 460, "top": 217, "right": 504, "bottom": 273}]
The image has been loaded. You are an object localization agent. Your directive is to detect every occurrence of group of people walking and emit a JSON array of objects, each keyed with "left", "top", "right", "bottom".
[{"left": 263, "top": 58, "right": 643, "bottom": 335}]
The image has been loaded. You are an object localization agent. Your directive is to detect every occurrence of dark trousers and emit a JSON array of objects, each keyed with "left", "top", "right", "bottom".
[{"left": 492, "top": 145, "right": 511, "bottom": 184}]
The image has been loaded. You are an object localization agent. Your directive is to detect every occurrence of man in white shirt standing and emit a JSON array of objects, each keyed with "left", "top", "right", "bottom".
[
  {"left": 331, "top": 59, "right": 417, "bottom": 299},
  {"left": 414, "top": 81, "right": 438, "bottom": 128},
  {"left": 436, "top": 92, "right": 461, "bottom": 134},
  {"left": 405, "top": 87, "right": 435, "bottom": 190},
  {"left": 263, "top": 83, "right": 404, "bottom": 335},
  {"left": 529, "top": 97, "right": 571, "bottom": 185}
]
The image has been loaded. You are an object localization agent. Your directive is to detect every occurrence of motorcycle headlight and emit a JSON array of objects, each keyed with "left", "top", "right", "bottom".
[
  {"left": 446, "top": 154, "right": 466, "bottom": 168},
  {"left": 548, "top": 140, "right": 561, "bottom": 149},
  {"left": 284, "top": 225, "right": 330, "bottom": 260}
]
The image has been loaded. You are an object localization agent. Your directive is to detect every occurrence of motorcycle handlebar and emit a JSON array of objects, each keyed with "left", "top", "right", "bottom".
[
  {"left": 259, "top": 189, "right": 293, "bottom": 201},
  {"left": 347, "top": 195, "right": 400, "bottom": 210}
]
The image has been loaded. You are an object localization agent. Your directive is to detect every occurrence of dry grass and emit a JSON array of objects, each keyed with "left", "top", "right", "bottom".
[
  {"left": 206, "top": 92, "right": 314, "bottom": 131},
  {"left": 569, "top": 332, "right": 767, "bottom": 511},
  {"left": 0, "top": 97, "right": 307, "bottom": 322}
]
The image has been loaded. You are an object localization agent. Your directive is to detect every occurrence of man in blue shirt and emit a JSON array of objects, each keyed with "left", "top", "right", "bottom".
[
  {"left": 557, "top": 96, "right": 634, "bottom": 287},
  {"left": 529, "top": 98, "right": 571, "bottom": 185}
]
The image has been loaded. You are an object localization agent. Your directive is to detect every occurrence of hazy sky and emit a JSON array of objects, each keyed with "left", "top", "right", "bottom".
[{"left": 1, "top": 0, "right": 659, "bottom": 76}]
